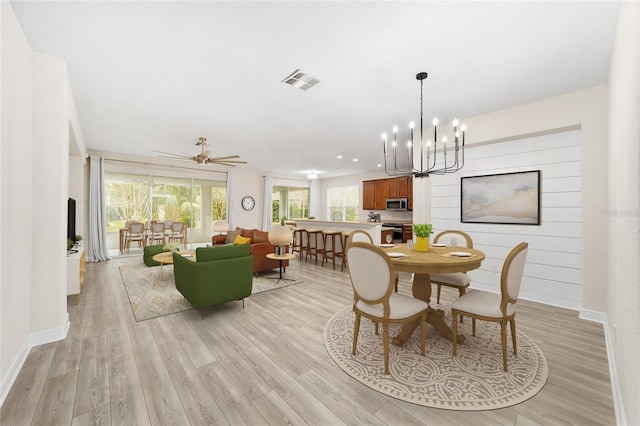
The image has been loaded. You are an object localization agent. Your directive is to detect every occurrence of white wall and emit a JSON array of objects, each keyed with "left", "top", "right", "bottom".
[
  {"left": 607, "top": 2, "right": 640, "bottom": 425},
  {"left": 0, "top": 3, "right": 87, "bottom": 405},
  {"left": 0, "top": 0, "right": 33, "bottom": 398},
  {"left": 31, "top": 53, "right": 71, "bottom": 334},
  {"left": 462, "top": 86, "right": 608, "bottom": 314},
  {"left": 432, "top": 130, "right": 583, "bottom": 309}
]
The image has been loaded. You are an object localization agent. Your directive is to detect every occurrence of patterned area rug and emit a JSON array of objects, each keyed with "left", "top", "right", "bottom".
[
  {"left": 324, "top": 305, "right": 548, "bottom": 410},
  {"left": 119, "top": 263, "right": 303, "bottom": 321}
]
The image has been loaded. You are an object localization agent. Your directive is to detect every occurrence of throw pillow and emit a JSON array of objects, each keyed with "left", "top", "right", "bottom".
[
  {"left": 234, "top": 235, "right": 252, "bottom": 245},
  {"left": 226, "top": 229, "right": 241, "bottom": 244}
]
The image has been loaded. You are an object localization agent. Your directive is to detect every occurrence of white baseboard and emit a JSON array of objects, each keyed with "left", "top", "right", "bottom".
[
  {"left": 29, "top": 314, "right": 70, "bottom": 347},
  {"left": 0, "top": 316, "right": 69, "bottom": 408},
  {"left": 0, "top": 339, "right": 31, "bottom": 408},
  {"left": 597, "top": 313, "right": 627, "bottom": 426},
  {"left": 579, "top": 308, "right": 607, "bottom": 323}
]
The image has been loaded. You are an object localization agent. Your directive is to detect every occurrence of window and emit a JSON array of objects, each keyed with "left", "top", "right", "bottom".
[
  {"left": 328, "top": 185, "right": 360, "bottom": 222},
  {"left": 272, "top": 185, "right": 310, "bottom": 223}
]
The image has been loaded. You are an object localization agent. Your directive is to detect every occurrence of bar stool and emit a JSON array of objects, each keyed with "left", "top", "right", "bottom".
[
  {"left": 321, "top": 230, "right": 343, "bottom": 270},
  {"left": 304, "top": 229, "right": 323, "bottom": 265},
  {"left": 291, "top": 228, "right": 304, "bottom": 260},
  {"left": 341, "top": 231, "right": 350, "bottom": 271}
]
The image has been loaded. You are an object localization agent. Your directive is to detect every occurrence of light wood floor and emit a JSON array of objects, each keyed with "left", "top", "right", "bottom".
[{"left": 2, "top": 256, "right": 616, "bottom": 425}]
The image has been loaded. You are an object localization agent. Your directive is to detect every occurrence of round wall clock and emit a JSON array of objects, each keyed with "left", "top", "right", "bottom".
[{"left": 241, "top": 195, "right": 255, "bottom": 211}]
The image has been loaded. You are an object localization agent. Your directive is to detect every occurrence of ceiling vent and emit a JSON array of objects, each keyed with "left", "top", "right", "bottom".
[{"left": 282, "top": 69, "right": 320, "bottom": 91}]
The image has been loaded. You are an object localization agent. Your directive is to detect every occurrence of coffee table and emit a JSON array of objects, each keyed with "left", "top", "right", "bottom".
[
  {"left": 266, "top": 253, "right": 296, "bottom": 284},
  {"left": 152, "top": 250, "right": 196, "bottom": 278}
]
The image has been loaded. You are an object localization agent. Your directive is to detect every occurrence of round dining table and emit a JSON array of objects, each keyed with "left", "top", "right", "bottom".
[{"left": 382, "top": 243, "right": 485, "bottom": 345}]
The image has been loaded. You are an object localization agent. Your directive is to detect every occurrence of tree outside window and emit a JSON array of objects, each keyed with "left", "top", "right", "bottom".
[{"left": 211, "top": 186, "right": 227, "bottom": 220}]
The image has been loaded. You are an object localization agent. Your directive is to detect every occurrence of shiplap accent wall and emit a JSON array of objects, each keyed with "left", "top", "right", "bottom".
[{"left": 430, "top": 130, "right": 582, "bottom": 310}]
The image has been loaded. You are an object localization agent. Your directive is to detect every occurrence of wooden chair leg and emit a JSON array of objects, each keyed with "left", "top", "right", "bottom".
[
  {"left": 383, "top": 322, "right": 390, "bottom": 375},
  {"left": 437, "top": 284, "right": 442, "bottom": 303},
  {"left": 510, "top": 318, "right": 517, "bottom": 355},
  {"left": 420, "top": 314, "right": 426, "bottom": 356},
  {"left": 452, "top": 310, "right": 458, "bottom": 356},
  {"left": 352, "top": 314, "right": 361, "bottom": 355},
  {"left": 501, "top": 320, "right": 508, "bottom": 372},
  {"left": 458, "top": 288, "right": 465, "bottom": 323},
  {"left": 394, "top": 275, "right": 399, "bottom": 293},
  {"left": 472, "top": 318, "right": 476, "bottom": 336}
]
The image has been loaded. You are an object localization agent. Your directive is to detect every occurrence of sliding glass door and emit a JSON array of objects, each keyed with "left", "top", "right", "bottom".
[{"left": 105, "top": 172, "right": 225, "bottom": 255}]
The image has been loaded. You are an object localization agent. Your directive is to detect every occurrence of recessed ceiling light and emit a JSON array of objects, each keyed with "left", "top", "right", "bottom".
[
  {"left": 377, "top": 164, "right": 382, "bottom": 167},
  {"left": 337, "top": 154, "right": 343, "bottom": 159},
  {"left": 353, "top": 158, "right": 358, "bottom": 162}
]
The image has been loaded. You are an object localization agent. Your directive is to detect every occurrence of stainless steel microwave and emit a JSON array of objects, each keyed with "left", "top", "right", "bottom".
[{"left": 386, "top": 198, "right": 408, "bottom": 211}]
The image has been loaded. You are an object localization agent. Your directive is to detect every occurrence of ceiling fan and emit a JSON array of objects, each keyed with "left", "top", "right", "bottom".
[{"left": 154, "top": 137, "right": 247, "bottom": 167}]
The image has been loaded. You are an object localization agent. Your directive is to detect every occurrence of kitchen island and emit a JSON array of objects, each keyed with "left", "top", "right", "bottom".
[{"left": 294, "top": 220, "right": 388, "bottom": 245}]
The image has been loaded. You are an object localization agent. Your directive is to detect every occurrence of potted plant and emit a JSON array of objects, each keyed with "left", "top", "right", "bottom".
[
  {"left": 412, "top": 224, "right": 433, "bottom": 252},
  {"left": 74, "top": 234, "right": 83, "bottom": 246}
]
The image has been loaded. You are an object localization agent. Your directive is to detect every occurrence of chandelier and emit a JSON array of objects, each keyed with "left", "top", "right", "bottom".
[{"left": 382, "top": 72, "right": 467, "bottom": 178}]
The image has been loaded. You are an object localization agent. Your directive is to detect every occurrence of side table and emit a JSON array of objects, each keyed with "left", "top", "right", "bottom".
[{"left": 265, "top": 253, "right": 296, "bottom": 284}]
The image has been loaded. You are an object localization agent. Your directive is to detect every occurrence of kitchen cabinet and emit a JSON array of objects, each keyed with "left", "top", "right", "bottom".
[
  {"left": 362, "top": 181, "right": 375, "bottom": 210},
  {"left": 362, "top": 177, "right": 413, "bottom": 210},
  {"left": 388, "top": 176, "right": 410, "bottom": 199},
  {"left": 373, "top": 180, "right": 387, "bottom": 210},
  {"left": 403, "top": 225, "right": 413, "bottom": 243}
]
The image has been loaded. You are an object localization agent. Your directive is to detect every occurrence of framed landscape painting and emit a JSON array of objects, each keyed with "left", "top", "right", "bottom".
[{"left": 461, "top": 170, "right": 541, "bottom": 225}]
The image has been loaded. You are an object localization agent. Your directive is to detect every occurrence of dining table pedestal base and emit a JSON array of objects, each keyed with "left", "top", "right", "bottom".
[{"left": 392, "top": 273, "right": 466, "bottom": 346}]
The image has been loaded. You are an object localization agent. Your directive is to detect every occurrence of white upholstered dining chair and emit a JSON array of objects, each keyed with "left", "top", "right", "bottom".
[
  {"left": 451, "top": 242, "right": 529, "bottom": 372},
  {"left": 348, "top": 229, "right": 373, "bottom": 244},
  {"left": 347, "top": 229, "right": 400, "bottom": 293},
  {"left": 430, "top": 230, "right": 474, "bottom": 304},
  {"left": 346, "top": 242, "right": 429, "bottom": 375}
]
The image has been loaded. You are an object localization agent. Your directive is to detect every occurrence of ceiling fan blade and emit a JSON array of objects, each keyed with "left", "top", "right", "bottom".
[
  {"left": 152, "top": 150, "right": 194, "bottom": 159},
  {"left": 208, "top": 155, "right": 241, "bottom": 161},
  {"left": 210, "top": 158, "right": 247, "bottom": 163},
  {"left": 157, "top": 155, "right": 194, "bottom": 161},
  {"left": 210, "top": 163, "right": 238, "bottom": 167}
]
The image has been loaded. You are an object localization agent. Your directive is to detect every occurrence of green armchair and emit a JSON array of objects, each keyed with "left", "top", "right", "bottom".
[{"left": 173, "top": 245, "right": 253, "bottom": 317}]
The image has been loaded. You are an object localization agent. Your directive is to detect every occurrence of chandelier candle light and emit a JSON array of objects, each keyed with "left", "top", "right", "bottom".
[{"left": 382, "top": 72, "right": 467, "bottom": 178}]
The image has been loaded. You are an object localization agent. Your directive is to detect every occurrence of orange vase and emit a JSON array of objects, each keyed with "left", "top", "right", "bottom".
[{"left": 415, "top": 236, "right": 429, "bottom": 252}]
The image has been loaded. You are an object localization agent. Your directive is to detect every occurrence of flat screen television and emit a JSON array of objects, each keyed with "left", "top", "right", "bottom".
[{"left": 67, "top": 198, "right": 76, "bottom": 241}]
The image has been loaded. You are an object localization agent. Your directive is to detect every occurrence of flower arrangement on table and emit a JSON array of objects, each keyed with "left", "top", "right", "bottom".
[{"left": 163, "top": 242, "right": 181, "bottom": 252}]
